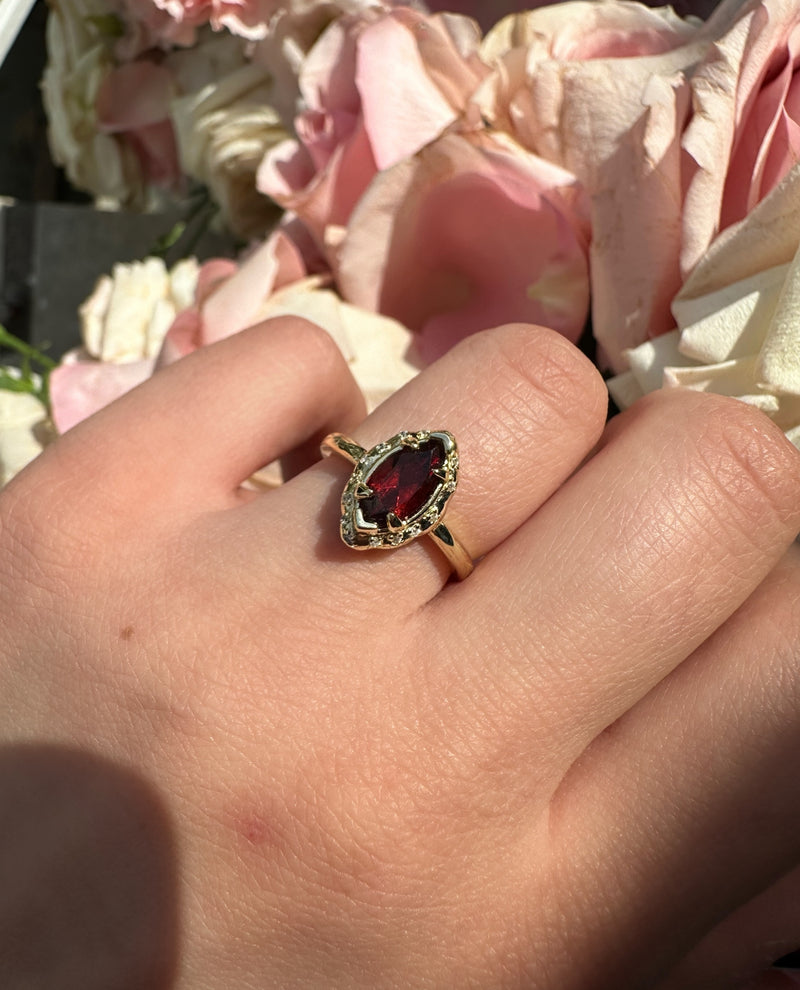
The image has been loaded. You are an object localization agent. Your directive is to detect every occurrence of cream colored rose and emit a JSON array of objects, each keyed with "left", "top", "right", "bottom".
[
  {"left": 42, "top": 0, "right": 144, "bottom": 208},
  {"left": 250, "top": 276, "right": 419, "bottom": 413},
  {"left": 48, "top": 256, "right": 200, "bottom": 434},
  {"left": 0, "top": 385, "right": 50, "bottom": 487},
  {"left": 80, "top": 256, "right": 199, "bottom": 361},
  {"left": 170, "top": 61, "right": 288, "bottom": 240},
  {"left": 607, "top": 166, "right": 800, "bottom": 448}
]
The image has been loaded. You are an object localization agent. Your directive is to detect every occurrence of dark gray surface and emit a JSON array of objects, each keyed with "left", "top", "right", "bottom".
[{"left": 1, "top": 199, "right": 234, "bottom": 358}]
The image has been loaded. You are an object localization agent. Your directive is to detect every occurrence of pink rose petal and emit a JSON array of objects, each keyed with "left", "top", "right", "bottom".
[
  {"left": 50, "top": 356, "right": 155, "bottom": 434},
  {"left": 338, "top": 132, "right": 589, "bottom": 363}
]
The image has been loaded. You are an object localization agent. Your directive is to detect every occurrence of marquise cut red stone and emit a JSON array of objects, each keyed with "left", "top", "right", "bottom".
[{"left": 360, "top": 438, "right": 446, "bottom": 528}]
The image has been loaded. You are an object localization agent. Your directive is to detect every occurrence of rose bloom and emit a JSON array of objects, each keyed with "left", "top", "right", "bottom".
[
  {"left": 0, "top": 386, "right": 51, "bottom": 488},
  {"left": 681, "top": 0, "right": 800, "bottom": 272},
  {"left": 170, "top": 60, "right": 288, "bottom": 240},
  {"left": 257, "top": 5, "right": 489, "bottom": 253},
  {"left": 336, "top": 128, "right": 590, "bottom": 362},
  {"left": 49, "top": 233, "right": 419, "bottom": 447},
  {"left": 473, "top": 0, "right": 800, "bottom": 371},
  {"left": 50, "top": 257, "right": 200, "bottom": 434},
  {"left": 41, "top": 0, "right": 151, "bottom": 208},
  {"left": 472, "top": 0, "right": 702, "bottom": 370},
  {"left": 161, "top": 233, "right": 419, "bottom": 415},
  {"left": 607, "top": 167, "right": 800, "bottom": 449}
]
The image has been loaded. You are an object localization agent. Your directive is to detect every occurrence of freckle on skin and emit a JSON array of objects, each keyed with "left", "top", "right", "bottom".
[
  {"left": 120, "top": 626, "right": 134, "bottom": 641},
  {"left": 240, "top": 815, "right": 272, "bottom": 845},
  {"left": 224, "top": 798, "right": 287, "bottom": 854}
]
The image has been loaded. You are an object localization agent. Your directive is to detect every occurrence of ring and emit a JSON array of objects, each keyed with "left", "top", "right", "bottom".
[{"left": 320, "top": 430, "right": 474, "bottom": 580}]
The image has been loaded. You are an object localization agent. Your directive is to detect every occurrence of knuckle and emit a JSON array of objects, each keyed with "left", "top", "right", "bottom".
[
  {"left": 696, "top": 396, "right": 800, "bottom": 527},
  {"left": 647, "top": 389, "right": 800, "bottom": 536},
  {"left": 273, "top": 315, "right": 345, "bottom": 371},
  {"left": 462, "top": 324, "right": 608, "bottom": 439}
]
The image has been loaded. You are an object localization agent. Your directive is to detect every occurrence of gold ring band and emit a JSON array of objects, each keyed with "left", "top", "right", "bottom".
[{"left": 321, "top": 430, "right": 474, "bottom": 580}]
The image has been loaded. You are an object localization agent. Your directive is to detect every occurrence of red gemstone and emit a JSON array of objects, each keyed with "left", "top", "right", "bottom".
[{"left": 360, "top": 438, "right": 445, "bottom": 528}]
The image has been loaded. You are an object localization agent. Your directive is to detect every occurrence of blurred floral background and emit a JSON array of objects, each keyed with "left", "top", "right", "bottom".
[{"left": 4, "top": 0, "right": 800, "bottom": 499}]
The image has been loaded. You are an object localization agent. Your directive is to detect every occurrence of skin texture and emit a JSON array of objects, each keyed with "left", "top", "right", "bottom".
[{"left": 1, "top": 318, "right": 800, "bottom": 988}]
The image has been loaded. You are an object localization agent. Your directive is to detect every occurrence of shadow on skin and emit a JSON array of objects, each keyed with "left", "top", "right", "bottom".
[{"left": 0, "top": 743, "right": 179, "bottom": 989}]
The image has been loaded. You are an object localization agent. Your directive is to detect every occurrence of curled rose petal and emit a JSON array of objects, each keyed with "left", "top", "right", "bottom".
[
  {"left": 50, "top": 355, "right": 156, "bottom": 434},
  {"left": 682, "top": 0, "right": 800, "bottom": 273},
  {"left": 0, "top": 389, "right": 50, "bottom": 487},
  {"left": 195, "top": 230, "right": 306, "bottom": 342},
  {"left": 473, "top": 1, "right": 703, "bottom": 368},
  {"left": 336, "top": 130, "right": 589, "bottom": 363},
  {"left": 257, "top": 7, "right": 488, "bottom": 255},
  {"left": 96, "top": 61, "right": 182, "bottom": 188},
  {"left": 607, "top": 167, "right": 800, "bottom": 448},
  {"left": 355, "top": 10, "right": 482, "bottom": 171}
]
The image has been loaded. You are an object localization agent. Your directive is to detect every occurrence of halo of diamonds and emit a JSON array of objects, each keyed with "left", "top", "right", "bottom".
[{"left": 340, "top": 430, "right": 459, "bottom": 550}]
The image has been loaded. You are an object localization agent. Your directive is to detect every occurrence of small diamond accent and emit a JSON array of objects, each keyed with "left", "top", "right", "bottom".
[{"left": 369, "top": 536, "right": 382, "bottom": 548}]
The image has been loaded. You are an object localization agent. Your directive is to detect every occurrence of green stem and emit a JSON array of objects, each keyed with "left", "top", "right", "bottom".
[
  {"left": 0, "top": 326, "right": 54, "bottom": 411},
  {"left": 0, "top": 326, "right": 56, "bottom": 371}
]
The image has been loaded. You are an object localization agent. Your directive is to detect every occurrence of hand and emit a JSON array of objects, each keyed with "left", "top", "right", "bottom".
[{"left": 2, "top": 318, "right": 800, "bottom": 989}]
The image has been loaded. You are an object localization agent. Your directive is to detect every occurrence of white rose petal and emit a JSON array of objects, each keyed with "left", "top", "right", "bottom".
[
  {"left": 253, "top": 280, "right": 419, "bottom": 412},
  {"left": 607, "top": 165, "right": 800, "bottom": 449},
  {"left": 79, "top": 256, "right": 200, "bottom": 364},
  {"left": 42, "top": 0, "right": 144, "bottom": 207},
  {"left": 169, "top": 257, "right": 203, "bottom": 311},
  {"left": 170, "top": 59, "right": 288, "bottom": 240},
  {"left": 0, "top": 389, "right": 49, "bottom": 487}
]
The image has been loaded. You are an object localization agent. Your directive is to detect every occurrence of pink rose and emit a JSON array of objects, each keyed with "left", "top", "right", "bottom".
[
  {"left": 681, "top": 0, "right": 800, "bottom": 273},
  {"left": 96, "top": 61, "right": 182, "bottom": 188},
  {"left": 150, "top": 0, "right": 280, "bottom": 40},
  {"left": 474, "top": 1, "right": 702, "bottom": 370},
  {"left": 257, "top": 6, "right": 488, "bottom": 252},
  {"left": 158, "top": 228, "right": 307, "bottom": 363},
  {"left": 336, "top": 130, "right": 590, "bottom": 362}
]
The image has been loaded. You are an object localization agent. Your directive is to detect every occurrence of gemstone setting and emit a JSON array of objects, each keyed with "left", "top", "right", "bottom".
[{"left": 339, "top": 430, "right": 459, "bottom": 550}]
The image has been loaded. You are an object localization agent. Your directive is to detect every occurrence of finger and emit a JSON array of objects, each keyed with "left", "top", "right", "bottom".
[
  {"left": 657, "top": 862, "right": 800, "bottom": 989},
  {"left": 434, "top": 389, "right": 800, "bottom": 780},
  {"left": 267, "top": 323, "right": 608, "bottom": 600},
  {"left": 24, "top": 317, "right": 366, "bottom": 501},
  {"left": 549, "top": 541, "right": 800, "bottom": 987}
]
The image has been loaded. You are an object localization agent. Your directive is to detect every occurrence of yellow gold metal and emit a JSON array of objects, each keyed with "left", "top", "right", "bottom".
[{"left": 321, "top": 430, "right": 474, "bottom": 580}]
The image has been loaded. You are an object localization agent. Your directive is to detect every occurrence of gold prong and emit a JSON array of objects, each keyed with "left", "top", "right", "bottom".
[
  {"left": 387, "top": 512, "right": 404, "bottom": 532},
  {"left": 355, "top": 483, "right": 373, "bottom": 499}
]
